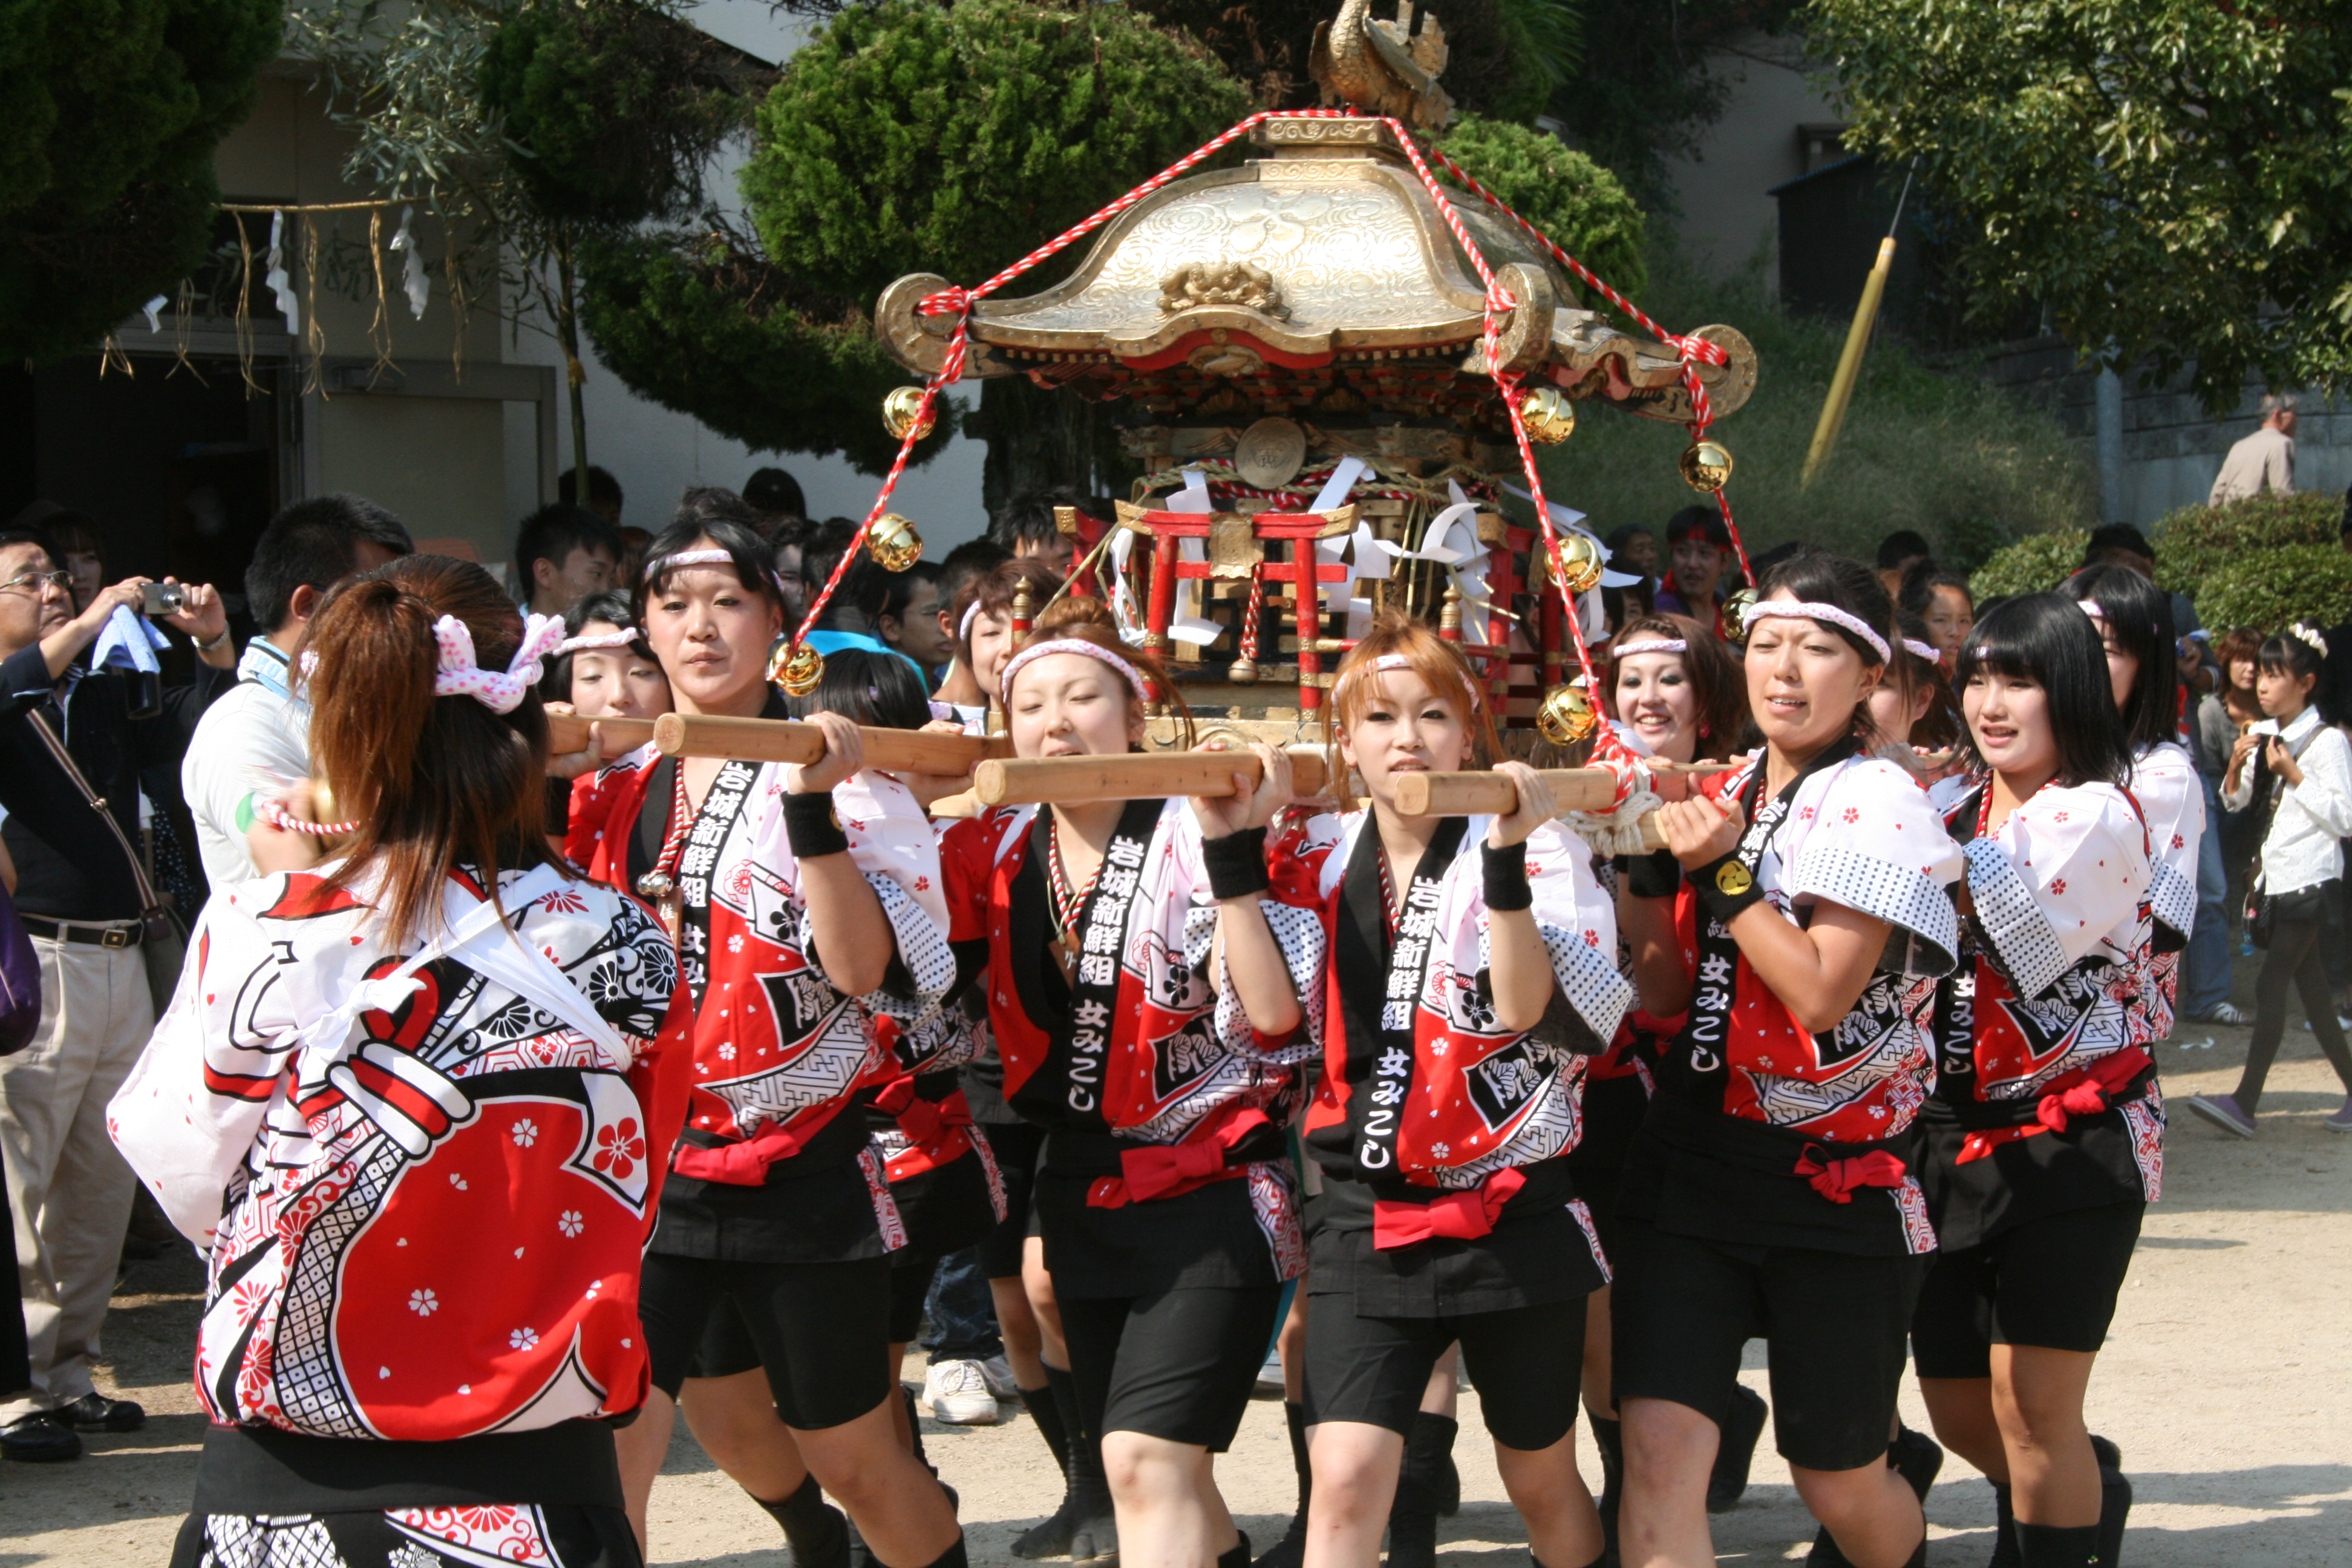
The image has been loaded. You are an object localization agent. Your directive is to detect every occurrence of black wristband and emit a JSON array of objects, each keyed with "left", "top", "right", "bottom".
[
  {"left": 1616, "top": 848, "right": 1683, "bottom": 901},
  {"left": 1201, "top": 825, "right": 1271, "bottom": 900},
  {"left": 1689, "top": 853, "right": 1765, "bottom": 924},
  {"left": 1481, "top": 840, "right": 1533, "bottom": 912},
  {"left": 782, "top": 789, "right": 851, "bottom": 860}
]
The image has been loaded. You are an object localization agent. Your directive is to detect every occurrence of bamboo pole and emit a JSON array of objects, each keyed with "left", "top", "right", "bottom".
[
  {"left": 1389, "top": 769, "right": 1627, "bottom": 817},
  {"left": 652, "top": 713, "right": 1004, "bottom": 774},
  {"left": 1800, "top": 234, "right": 1895, "bottom": 491},
  {"left": 546, "top": 712, "right": 658, "bottom": 756},
  {"left": 972, "top": 748, "right": 1335, "bottom": 808}
]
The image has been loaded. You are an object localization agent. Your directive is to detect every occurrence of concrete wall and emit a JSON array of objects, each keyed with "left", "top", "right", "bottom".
[{"left": 1657, "top": 36, "right": 1844, "bottom": 287}]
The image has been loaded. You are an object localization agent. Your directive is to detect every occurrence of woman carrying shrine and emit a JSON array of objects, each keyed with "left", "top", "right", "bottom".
[
  {"left": 113, "top": 555, "right": 688, "bottom": 1568},
  {"left": 1211, "top": 612, "right": 1628, "bottom": 1568},
  {"left": 938, "top": 596, "right": 1310, "bottom": 1568},
  {"left": 1595, "top": 615, "right": 1762, "bottom": 1528},
  {"left": 569, "top": 508, "right": 967, "bottom": 1568},
  {"left": 1615, "top": 549, "right": 1963, "bottom": 1568},
  {"left": 1911, "top": 595, "right": 2155, "bottom": 1568}
]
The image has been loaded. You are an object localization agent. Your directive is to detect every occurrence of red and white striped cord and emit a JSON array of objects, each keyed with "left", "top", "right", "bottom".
[
  {"left": 256, "top": 797, "right": 358, "bottom": 838},
  {"left": 1239, "top": 565, "right": 1264, "bottom": 662}
]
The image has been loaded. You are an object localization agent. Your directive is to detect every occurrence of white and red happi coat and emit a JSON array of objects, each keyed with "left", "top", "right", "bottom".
[
  {"left": 107, "top": 864, "right": 686, "bottom": 1438},
  {"left": 2126, "top": 740, "right": 2202, "bottom": 1043},
  {"left": 1268, "top": 811, "right": 1633, "bottom": 1208},
  {"left": 940, "top": 796, "right": 1308, "bottom": 1275},
  {"left": 570, "top": 746, "right": 953, "bottom": 1201},
  {"left": 1930, "top": 777, "right": 2163, "bottom": 1233}
]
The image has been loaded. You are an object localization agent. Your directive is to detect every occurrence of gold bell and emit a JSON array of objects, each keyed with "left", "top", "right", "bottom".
[
  {"left": 866, "top": 512, "right": 924, "bottom": 572},
  {"left": 1679, "top": 439, "right": 1734, "bottom": 494},
  {"left": 882, "top": 386, "right": 935, "bottom": 442},
  {"left": 1519, "top": 385, "right": 1576, "bottom": 445},
  {"left": 1226, "top": 656, "right": 1260, "bottom": 684},
  {"left": 1537, "top": 684, "right": 1599, "bottom": 746},
  {"left": 1722, "top": 586, "right": 1759, "bottom": 639},
  {"left": 769, "top": 641, "right": 825, "bottom": 696},
  {"left": 1543, "top": 532, "right": 1604, "bottom": 596}
]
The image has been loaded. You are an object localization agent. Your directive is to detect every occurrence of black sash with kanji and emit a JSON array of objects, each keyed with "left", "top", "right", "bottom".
[
  {"left": 1005, "top": 795, "right": 1163, "bottom": 1128},
  {"left": 1664, "top": 737, "right": 1858, "bottom": 1103},
  {"left": 1334, "top": 815, "right": 1465, "bottom": 1177}
]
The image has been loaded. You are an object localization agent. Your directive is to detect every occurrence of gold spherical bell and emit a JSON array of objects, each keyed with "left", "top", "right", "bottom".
[
  {"left": 1679, "top": 439, "right": 1734, "bottom": 494},
  {"left": 769, "top": 641, "right": 825, "bottom": 697},
  {"left": 1722, "top": 586, "right": 1760, "bottom": 640},
  {"left": 1226, "top": 656, "right": 1260, "bottom": 684},
  {"left": 1519, "top": 385, "right": 1576, "bottom": 445},
  {"left": 866, "top": 513, "right": 924, "bottom": 573},
  {"left": 1546, "top": 532, "right": 1604, "bottom": 596},
  {"left": 881, "top": 386, "right": 935, "bottom": 442},
  {"left": 1536, "top": 684, "right": 1599, "bottom": 746}
]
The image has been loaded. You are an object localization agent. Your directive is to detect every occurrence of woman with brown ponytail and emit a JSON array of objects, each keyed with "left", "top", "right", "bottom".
[{"left": 112, "top": 555, "right": 690, "bottom": 1568}]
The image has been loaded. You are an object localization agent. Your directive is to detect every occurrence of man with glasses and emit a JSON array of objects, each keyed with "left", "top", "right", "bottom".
[{"left": 0, "top": 531, "right": 234, "bottom": 1460}]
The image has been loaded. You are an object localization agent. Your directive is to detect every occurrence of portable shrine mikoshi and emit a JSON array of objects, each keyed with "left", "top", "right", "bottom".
[{"left": 760, "top": 2, "right": 1761, "bottom": 795}]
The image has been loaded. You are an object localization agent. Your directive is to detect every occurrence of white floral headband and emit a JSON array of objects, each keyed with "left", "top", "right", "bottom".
[
  {"left": 1743, "top": 599, "right": 1892, "bottom": 663},
  {"left": 1612, "top": 638, "right": 1688, "bottom": 658},
  {"left": 2292, "top": 622, "right": 2330, "bottom": 658},
  {"left": 1903, "top": 638, "right": 1939, "bottom": 662},
  {"left": 644, "top": 545, "right": 789, "bottom": 600},
  {"left": 557, "top": 626, "right": 642, "bottom": 654},
  {"left": 1000, "top": 637, "right": 1152, "bottom": 706},
  {"left": 959, "top": 599, "right": 982, "bottom": 641},
  {"left": 305, "top": 613, "right": 564, "bottom": 714},
  {"left": 1338, "top": 651, "right": 1483, "bottom": 710}
]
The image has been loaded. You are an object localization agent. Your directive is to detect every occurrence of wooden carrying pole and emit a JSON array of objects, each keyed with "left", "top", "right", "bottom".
[
  {"left": 973, "top": 748, "right": 1335, "bottom": 808},
  {"left": 1390, "top": 769, "right": 1665, "bottom": 849},
  {"left": 652, "top": 713, "right": 1003, "bottom": 774},
  {"left": 546, "top": 712, "right": 658, "bottom": 756}
]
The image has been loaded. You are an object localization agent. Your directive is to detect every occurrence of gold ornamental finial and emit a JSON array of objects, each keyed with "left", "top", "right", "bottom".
[{"left": 1310, "top": 0, "right": 1453, "bottom": 131}]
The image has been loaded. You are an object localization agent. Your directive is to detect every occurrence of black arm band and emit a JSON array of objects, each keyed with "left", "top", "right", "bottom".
[
  {"left": 782, "top": 789, "right": 851, "bottom": 860},
  {"left": 1201, "top": 825, "right": 1271, "bottom": 901},
  {"left": 1690, "top": 854, "right": 1765, "bottom": 924},
  {"left": 1481, "top": 841, "right": 1534, "bottom": 912},
  {"left": 1616, "top": 848, "right": 1683, "bottom": 901}
]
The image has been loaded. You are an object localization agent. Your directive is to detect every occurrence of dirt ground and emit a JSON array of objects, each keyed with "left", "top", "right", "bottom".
[{"left": 5, "top": 1005, "right": 2347, "bottom": 1566}]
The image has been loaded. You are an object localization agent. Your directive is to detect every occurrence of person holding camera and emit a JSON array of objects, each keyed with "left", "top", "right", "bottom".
[{"left": 0, "top": 529, "right": 233, "bottom": 1457}]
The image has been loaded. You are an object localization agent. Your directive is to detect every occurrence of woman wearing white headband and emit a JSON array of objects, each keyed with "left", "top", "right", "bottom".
[
  {"left": 542, "top": 588, "right": 673, "bottom": 859},
  {"left": 569, "top": 511, "right": 967, "bottom": 1568},
  {"left": 1616, "top": 548, "right": 1962, "bottom": 1568},
  {"left": 1213, "top": 611, "right": 1627, "bottom": 1568},
  {"left": 935, "top": 596, "right": 1301, "bottom": 1568},
  {"left": 1591, "top": 613, "right": 1760, "bottom": 1534},
  {"left": 117, "top": 556, "right": 690, "bottom": 1568}
]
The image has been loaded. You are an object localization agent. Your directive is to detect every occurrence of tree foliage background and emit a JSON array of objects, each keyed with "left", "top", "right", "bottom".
[
  {"left": 1, "top": 0, "right": 282, "bottom": 363},
  {"left": 1811, "top": 0, "right": 2352, "bottom": 410}
]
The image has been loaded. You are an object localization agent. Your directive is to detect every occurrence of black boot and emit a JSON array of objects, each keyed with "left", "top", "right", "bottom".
[
  {"left": 915, "top": 1536, "right": 970, "bottom": 1568},
  {"left": 1218, "top": 1534, "right": 1253, "bottom": 1568},
  {"left": 1707, "top": 1383, "right": 1768, "bottom": 1514},
  {"left": 1054, "top": 1367, "right": 1118, "bottom": 1567},
  {"left": 1012, "top": 1379, "right": 1074, "bottom": 1558},
  {"left": 1429, "top": 1413, "right": 1460, "bottom": 1517},
  {"left": 1989, "top": 1481, "right": 2023, "bottom": 1568},
  {"left": 846, "top": 1514, "right": 874, "bottom": 1568},
  {"left": 1385, "top": 1412, "right": 1451, "bottom": 1568},
  {"left": 2015, "top": 1523, "right": 2099, "bottom": 1567},
  {"left": 757, "top": 1475, "right": 851, "bottom": 1568},
  {"left": 1254, "top": 1402, "right": 1313, "bottom": 1568},
  {"left": 1589, "top": 1414, "right": 1624, "bottom": 1567},
  {"left": 1021, "top": 1383, "right": 1071, "bottom": 1479},
  {"left": 2094, "top": 1466, "right": 2131, "bottom": 1568}
]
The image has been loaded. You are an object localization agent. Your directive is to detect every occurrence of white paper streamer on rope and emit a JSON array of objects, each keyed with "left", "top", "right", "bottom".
[
  {"left": 389, "top": 205, "right": 429, "bottom": 319},
  {"left": 1370, "top": 480, "right": 1489, "bottom": 612},
  {"left": 142, "top": 296, "right": 168, "bottom": 334},
  {"left": 1308, "top": 457, "right": 1376, "bottom": 638},
  {"left": 265, "top": 212, "right": 299, "bottom": 336},
  {"left": 1161, "top": 468, "right": 1221, "bottom": 645}
]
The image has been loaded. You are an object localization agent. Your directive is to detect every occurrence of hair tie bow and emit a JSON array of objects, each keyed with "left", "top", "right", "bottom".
[{"left": 433, "top": 613, "right": 565, "bottom": 713}]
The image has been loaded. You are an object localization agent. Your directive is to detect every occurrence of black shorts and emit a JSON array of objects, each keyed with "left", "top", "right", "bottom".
[
  {"left": 979, "top": 1119, "right": 1045, "bottom": 1279},
  {"left": 888, "top": 1252, "right": 942, "bottom": 1345},
  {"left": 1057, "top": 1283, "right": 1281, "bottom": 1451},
  {"left": 1610, "top": 1218, "right": 1925, "bottom": 1474},
  {"left": 688, "top": 1295, "right": 762, "bottom": 1381},
  {"left": 639, "top": 1253, "right": 893, "bottom": 1431},
  {"left": 1302, "top": 1292, "right": 1586, "bottom": 1452},
  {"left": 174, "top": 1507, "right": 638, "bottom": 1568},
  {"left": 1911, "top": 1200, "right": 2145, "bottom": 1377}
]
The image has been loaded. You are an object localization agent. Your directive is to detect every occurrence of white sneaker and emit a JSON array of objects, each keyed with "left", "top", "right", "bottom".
[
  {"left": 977, "top": 1352, "right": 1019, "bottom": 1403},
  {"left": 923, "top": 1359, "right": 1002, "bottom": 1425}
]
